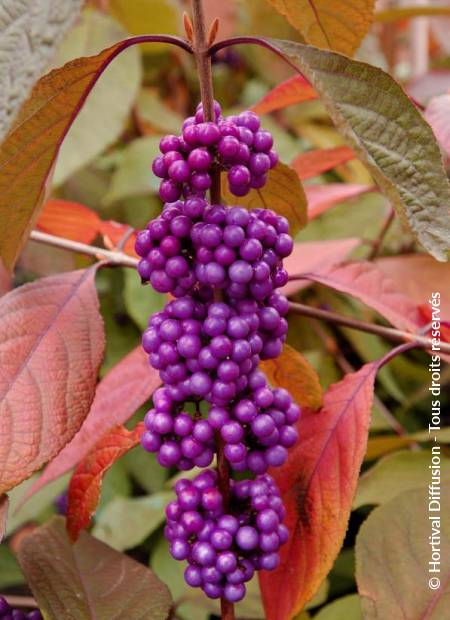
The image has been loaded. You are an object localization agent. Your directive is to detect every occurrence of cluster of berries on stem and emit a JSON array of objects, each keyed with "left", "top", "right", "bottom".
[
  {"left": 0, "top": 598, "right": 42, "bottom": 620},
  {"left": 137, "top": 101, "right": 299, "bottom": 604}
]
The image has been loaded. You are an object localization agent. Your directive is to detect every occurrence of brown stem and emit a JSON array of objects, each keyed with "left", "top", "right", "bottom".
[
  {"left": 29, "top": 230, "right": 138, "bottom": 267},
  {"left": 190, "top": 3, "right": 233, "bottom": 619},
  {"left": 288, "top": 301, "right": 450, "bottom": 355},
  {"left": 367, "top": 203, "right": 395, "bottom": 260},
  {"left": 190, "top": 0, "right": 221, "bottom": 204}
]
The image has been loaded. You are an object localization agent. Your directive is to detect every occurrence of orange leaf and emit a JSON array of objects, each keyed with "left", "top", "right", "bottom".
[
  {"left": 259, "top": 362, "right": 377, "bottom": 620},
  {"left": 252, "top": 75, "right": 317, "bottom": 115},
  {"left": 266, "top": 0, "right": 375, "bottom": 56},
  {"left": 0, "top": 34, "right": 187, "bottom": 271},
  {"left": 292, "top": 146, "right": 355, "bottom": 180},
  {"left": 24, "top": 346, "right": 160, "bottom": 502},
  {"left": 37, "top": 199, "right": 101, "bottom": 244},
  {"left": 99, "top": 220, "right": 137, "bottom": 257},
  {"left": 0, "top": 269, "right": 104, "bottom": 494},
  {"left": 66, "top": 423, "right": 144, "bottom": 541},
  {"left": 261, "top": 344, "right": 323, "bottom": 411}
]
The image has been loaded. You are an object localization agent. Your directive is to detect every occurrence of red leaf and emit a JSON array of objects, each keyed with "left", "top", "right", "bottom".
[
  {"left": 24, "top": 346, "right": 160, "bottom": 501},
  {"left": 376, "top": 254, "right": 450, "bottom": 320},
  {"left": 418, "top": 304, "right": 450, "bottom": 342},
  {"left": 0, "top": 269, "right": 104, "bottom": 494},
  {"left": 407, "top": 69, "right": 450, "bottom": 106},
  {"left": 36, "top": 200, "right": 101, "bottom": 244},
  {"left": 252, "top": 75, "right": 317, "bottom": 115},
  {"left": 259, "top": 363, "right": 377, "bottom": 620},
  {"left": 301, "top": 261, "right": 422, "bottom": 332},
  {"left": 282, "top": 238, "right": 361, "bottom": 296},
  {"left": 292, "top": 146, "right": 355, "bottom": 180},
  {"left": 66, "top": 423, "right": 144, "bottom": 541},
  {"left": 424, "top": 93, "right": 450, "bottom": 158},
  {"left": 0, "top": 495, "right": 8, "bottom": 543},
  {"left": 99, "top": 220, "right": 138, "bottom": 257},
  {"left": 305, "top": 183, "right": 373, "bottom": 219}
]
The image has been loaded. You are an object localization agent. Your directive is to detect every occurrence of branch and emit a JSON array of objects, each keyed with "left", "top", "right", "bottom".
[
  {"left": 288, "top": 301, "right": 450, "bottom": 355},
  {"left": 29, "top": 230, "right": 138, "bottom": 268},
  {"left": 29, "top": 231, "right": 450, "bottom": 355},
  {"left": 190, "top": 3, "right": 233, "bottom": 619}
]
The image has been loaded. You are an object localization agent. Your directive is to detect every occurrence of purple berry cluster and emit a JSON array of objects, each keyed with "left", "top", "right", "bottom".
[
  {"left": 152, "top": 101, "right": 278, "bottom": 202},
  {"left": 0, "top": 598, "right": 42, "bottom": 620},
  {"left": 135, "top": 198, "right": 292, "bottom": 298},
  {"left": 137, "top": 102, "right": 299, "bottom": 604},
  {"left": 165, "top": 470, "right": 287, "bottom": 602}
]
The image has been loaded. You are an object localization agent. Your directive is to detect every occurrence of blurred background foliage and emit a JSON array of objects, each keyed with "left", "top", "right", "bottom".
[{"left": 4, "top": 1, "right": 450, "bottom": 619}]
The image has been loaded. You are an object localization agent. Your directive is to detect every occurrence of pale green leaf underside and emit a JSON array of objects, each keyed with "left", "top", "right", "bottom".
[{"left": 267, "top": 38, "right": 450, "bottom": 261}]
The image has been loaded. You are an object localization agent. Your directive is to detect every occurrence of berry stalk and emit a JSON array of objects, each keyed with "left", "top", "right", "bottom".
[
  {"left": 190, "top": 3, "right": 233, "bottom": 618},
  {"left": 190, "top": 0, "right": 221, "bottom": 205}
]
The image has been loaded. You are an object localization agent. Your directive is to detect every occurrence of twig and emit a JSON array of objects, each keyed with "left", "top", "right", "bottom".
[
  {"left": 29, "top": 230, "right": 138, "bottom": 268},
  {"left": 190, "top": 3, "right": 233, "bottom": 619},
  {"left": 190, "top": 0, "right": 221, "bottom": 204},
  {"left": 288, "top": 301, "right": 450, "bottom": 355},
  {"left": 28, "top": 231, "right": 450, "bottom": 355},
  {"left": 2, "top": 595, "right": 36, "bottom": 608},
  {"left": 308, "top": 318, "right": 407, "bottom": 435},
  {"left": 367, "top": 204, "right": 395, "bottom": 260}
]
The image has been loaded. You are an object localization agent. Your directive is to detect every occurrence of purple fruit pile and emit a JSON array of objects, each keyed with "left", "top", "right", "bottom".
[
  {"left": 0, "top": 598, "right": 42, "bottom": 620},
  {"left": 165, "top": 470, "right": 288, "bottom": 602},
  {"left": 152, "top": 101, "right": 278, "bottom": 202},
  {"left": 137, "top": 102, "right": 299, "bottom": 603}
]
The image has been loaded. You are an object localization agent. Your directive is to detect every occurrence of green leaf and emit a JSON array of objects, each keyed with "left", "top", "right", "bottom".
[
  {"left": 103, "top": 137, "right": 161, "bottom": 205},
  {"left": 18, "top": 517, "right": 172, "bottom": 620},
  {"left": 6, "top": 473, "right": 70, "bottom": 536},
  {"left": 53, "top": 10, "right": 142, "bottom": 186},
  {"left": 136, "top": 90, "right": 184, "bottom": 134},
  {"left": 124, "top": 267, "right": 165, "bottom": 331},
  {"left": 266, "top": 38, "right": 450, "bottom": 260},
  {"left": 93, "top": 492, "right": 172, "bottom": 551},
  {"left": 0, "top": 0, "right": 83, "bottom": 140},
  {"left": 0, "top": 544, "right": 25, "bottom": 589},
  {"left": 354, "top": 450, "right": 450, "bottom": 509},
  {"left": 110, "top": 0, "right": 179, "bottom": 51},
  {"left": 356, "top": 487, "right": 450, "bottom": 618},
  {"left": 97, "top": 459, "right": 132, "bottom": 511},
  {"left": 313, "top": 594, "right": 362, "bottom": 620},
  {"left": 222, "top": 162, "right": 307, "bottom": 236},
  {"left": 123, "top": 446, "right": 168, "bottom": 493}
]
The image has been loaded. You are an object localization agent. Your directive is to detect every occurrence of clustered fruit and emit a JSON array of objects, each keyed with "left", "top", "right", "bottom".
[
  {"left": 165, "top": 470, "right": 288, "bottom": 602},
  {"left": 137, "top": 102, "right": 299, "bottom": 603},
  {"left": 152, "top": 101, "right": 278, "bottom": 203},
  {"left": 0, "top": 598, "right": 42, "bottom": 620}
]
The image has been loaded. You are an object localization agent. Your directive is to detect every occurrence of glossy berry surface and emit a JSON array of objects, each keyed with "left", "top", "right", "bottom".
[
  {"left": 165, "top": 470, "right": 287, "bottom": 601},
  {"left": 151, "top": 101, "right": 278, "bottom": 201},
  {"left": 137, "top": 102, "right": 298, "bottom": 604}
]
